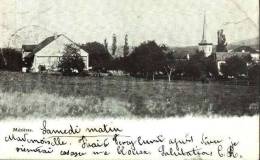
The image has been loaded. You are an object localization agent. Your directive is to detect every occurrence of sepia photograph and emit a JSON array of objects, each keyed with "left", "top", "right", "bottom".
[
  {"left": 0, "top": 0, "right": 259, "bottom": 119},
  {"left": 0, "top": 0, "right": 259, "bottom": 159}
]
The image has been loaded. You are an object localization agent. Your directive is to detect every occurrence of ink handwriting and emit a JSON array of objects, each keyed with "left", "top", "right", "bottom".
[{"left": 3, "top": 120, "right": 244, "bottom": 159}]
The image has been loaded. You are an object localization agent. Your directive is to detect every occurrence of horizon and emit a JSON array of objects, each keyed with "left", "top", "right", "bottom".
[
  {"left": 1, "top": 34, "right": 259, "bottom": 50},
  {"left": 0, "top": 0, "right": 259, "bottom": 48}
]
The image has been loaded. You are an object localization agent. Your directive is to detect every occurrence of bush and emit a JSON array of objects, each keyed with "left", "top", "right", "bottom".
[
  {"left": 80, "top": 42, "right": 112, "bottom": 71},
  {"left": 126, "top": 41, "right": 166, "bottom": 78},
  {"left": 0, "top": 48, "right": 22, "bottom": 71},
  {"left": 220, "top": 55, "right": 247, "bottom": 78},
  {"left": 248, "top": 64, "right": 260, "bottom": 82},
  {"left": 38, "top": 65, "right": 46, "bottom": 72},
  {"left": 57, "top": 44, "right": 85, "bottom": 76}
]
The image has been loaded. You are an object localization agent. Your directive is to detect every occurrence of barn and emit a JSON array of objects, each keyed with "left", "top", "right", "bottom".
[{"left": 23, "top": 34, "right": 90, "bottom": 72}]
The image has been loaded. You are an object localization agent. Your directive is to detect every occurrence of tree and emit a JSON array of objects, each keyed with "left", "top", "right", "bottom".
[
  {"left": 220, "top": 55, "right": 247, "bottom": 78},
  {"left": 0, "top": 48, "right": 22, "bottom": 71},
  {"left": 248, "top": 64, "right": 260, "bottom": 82},
  {"left": 216, "top": 29, "right": 228, "bottom": 52},
  {"left": 205, "top": 53, "right": 218, "bottom": 78},
  {"left": 0, "top": 49, "right": 5, "bottom": 69},
  {"left": 111, "top": 34, "right": 117, "bottom": 56},
  {"left": 81, "top": 42, "right": 112, "bottom": 71},
  {"left": 0, "top": 48, "right": 7, "bottom": 67},
  {"left": 173, "top": 59, "right": 187, "bottom": 79},
  {"left": 123, "top": 34, "right": 129, "bottom": 57},
  {"left": 109, "top": 56, "right": 128, "bottom": 71},
  {"left": 127, "top": 41, "right": 165, "bottom": 80},
  {"left": 182, "top": 51, "right": 218, "bottom": 80},
  {"left": 184, "top": 61, "right": 202, "bottom": 80},
  {"left": 104, "top": 38, "right": 108, "bottom": 53},
  {"left": 161, "top": 44, "right": 175, "bottom": 82},
  {"left": 184, "top": 51, "right": 206, "bottom": 80},
  {"left": 57, "top": 44, "right": 85, "bottom": 75}
]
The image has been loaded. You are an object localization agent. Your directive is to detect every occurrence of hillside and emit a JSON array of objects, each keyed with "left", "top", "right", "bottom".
[
  {"left": 172, "top": 37, "right": 259, "bottom": 56},
  {"left": 228, "top": 37, "right": 259, "bottom": 50},
  {"left": 109, "top": 37, "right": 259, "bottom": 58}
]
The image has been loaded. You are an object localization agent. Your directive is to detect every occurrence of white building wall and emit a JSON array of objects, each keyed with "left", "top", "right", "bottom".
[
  {"left": 251, "top": 53, "right": 260, "bottom": 62},
  {"left": 217, "top": 60, "right": 226, "bottom": 75},
  {"left": 32, "top": 35, "right": 89, "bottom": 72},
  {"left": 198, "top": 44, "right": 212, "bottom": 57}
]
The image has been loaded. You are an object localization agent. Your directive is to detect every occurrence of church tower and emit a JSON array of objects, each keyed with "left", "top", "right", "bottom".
[{"left": 198, "top": 12, "right": 213, "bottom": 57}]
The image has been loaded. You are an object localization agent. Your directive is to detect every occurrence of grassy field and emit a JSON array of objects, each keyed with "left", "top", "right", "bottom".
[{"left": 0, "top": 71, "right": 259, "bottom": 119}]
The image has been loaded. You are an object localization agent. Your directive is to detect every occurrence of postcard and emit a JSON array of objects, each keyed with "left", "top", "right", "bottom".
[{"left": 0, "top": 0, "right": 259, "bottom": 159}]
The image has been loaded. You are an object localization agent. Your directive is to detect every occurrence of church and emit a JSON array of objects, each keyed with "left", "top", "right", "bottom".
[{"left": 198, "top": 13, "right": 213, "bottom": 57}]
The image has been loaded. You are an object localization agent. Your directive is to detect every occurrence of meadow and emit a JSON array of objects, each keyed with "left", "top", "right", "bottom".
[{"left": 0, "top": 71, "right": 259, "bottom": 119}]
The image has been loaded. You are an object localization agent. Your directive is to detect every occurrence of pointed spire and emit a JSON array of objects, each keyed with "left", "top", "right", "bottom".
[{"left": 201, "top": 11, "right": 207, "bottom": 43}]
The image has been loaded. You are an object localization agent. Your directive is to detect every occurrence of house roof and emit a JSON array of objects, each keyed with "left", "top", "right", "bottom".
[
  {"left": 32, "top": 36, "right": 58, "bottom": 54},
  {"left": 22, "top": 44, "right": 37, "bottom": 52},
  {"left": 25, "top": 35, "right": 58, "bottom": 58},
  {"left": 24, "top": 34, "right": 89, "bottom": 59}
]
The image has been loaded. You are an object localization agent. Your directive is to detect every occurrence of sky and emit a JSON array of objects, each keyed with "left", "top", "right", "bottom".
[{"left": 0, "top": 0, "right": 259, "bottom": 48}]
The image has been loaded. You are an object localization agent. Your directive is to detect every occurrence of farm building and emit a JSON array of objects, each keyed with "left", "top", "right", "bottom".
[
  {"left": 216, "top": 46, "right": 260, "bottom": 62},
  {"left": 22, "top": 44, "right": 37, "bottom": 58},
  {"left": 23, "top": 34, "right": 90, "bottom": 72},
  {"left": 232, "top": 46, "right": 260, "bottom": 63},
  {"left": 216, "top": 46, "right": 260, "bottom": 72}
]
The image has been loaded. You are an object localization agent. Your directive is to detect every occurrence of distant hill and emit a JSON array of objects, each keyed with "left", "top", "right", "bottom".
[
  {"left": 171, "top": 46, "right": 198, "bottom": 57},
  {"left": 113, "top": 45, "right": 211, "bottom": 58},
  {"left": 110, "top": 37, "right": 259, "bottom": 57},
  {"left": 113, "top": 45, "right": 200, "bottom": 58},
  {"left": 228, "top": 37, "right": 259, "bottom": 50},
  {"left": 171, "top": 37, "right": 259, "bottom": 56}
]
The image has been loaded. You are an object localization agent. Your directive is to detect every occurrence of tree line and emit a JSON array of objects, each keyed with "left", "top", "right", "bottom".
[
  {"left": 0, "top": 34, "right": 259, "bottom": 83},
  {"left": 78, "top": 35, "right": 259, "bottom": 82}
]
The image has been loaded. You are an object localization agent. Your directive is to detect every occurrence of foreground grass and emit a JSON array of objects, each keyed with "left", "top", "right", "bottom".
[
  {"left": 0, "top": 91, "right": 132, "bottom": 119},
  {"left": 0, "top": 71, "right": 259, "bottom": 118}
]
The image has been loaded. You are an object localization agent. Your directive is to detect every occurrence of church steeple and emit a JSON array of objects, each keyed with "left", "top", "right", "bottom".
[
  {"left": 201, "top": 11, "right": 207, "bottom": 43},
  {"left": 198, "top": 10, "right": 212, "bottom": 57}
]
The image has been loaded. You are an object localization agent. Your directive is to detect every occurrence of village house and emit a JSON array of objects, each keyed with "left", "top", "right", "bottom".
[
  {"left": 233, "top": 46, "right": 260, "bottom": 63},
  {"left": 22, "top": 34, "right": 90, "bottom": 72},
  {"left": 216, "top": 46, "right": 260, "bottom": 73},
  {"left": 22, "top": 44, "right": 37, "bottom": 58}
]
